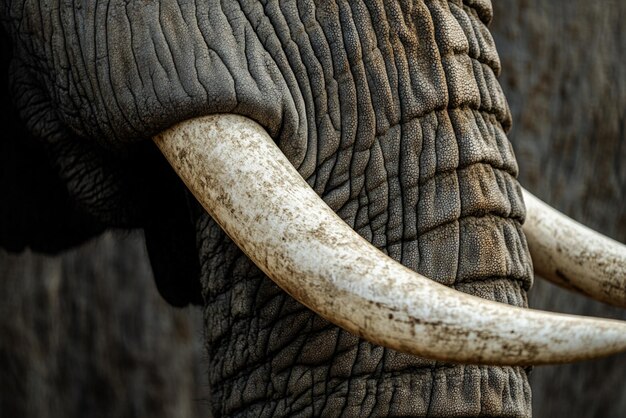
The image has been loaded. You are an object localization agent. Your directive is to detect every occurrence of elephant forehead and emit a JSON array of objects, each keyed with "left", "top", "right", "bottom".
[
  {"left": 4, "top": 1, "right": 507, "bottom": 148},
  {"left": 5, "top": 0, "right": 287, "bottom": 144}
]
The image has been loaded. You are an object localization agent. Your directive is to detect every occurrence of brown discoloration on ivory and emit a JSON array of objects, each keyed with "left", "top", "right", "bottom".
[
  {"left": 154, "top": 114, "right": 626, "bottom": 366},
  {"left": 523, "top": 189, "right": 626, "bottom": 307}
]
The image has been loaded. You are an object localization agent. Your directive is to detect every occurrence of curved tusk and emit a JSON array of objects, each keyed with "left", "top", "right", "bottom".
[
  {"left": 522, "top": 189, "right": 626, "bottom": 308},
  {"left": 153, "top": 114, "right": 626, "bottom": 366}
]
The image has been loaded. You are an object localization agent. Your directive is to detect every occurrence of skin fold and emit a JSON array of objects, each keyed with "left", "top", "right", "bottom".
[{"left": 1, "top": 1, "right": 537, "bottom": 416}]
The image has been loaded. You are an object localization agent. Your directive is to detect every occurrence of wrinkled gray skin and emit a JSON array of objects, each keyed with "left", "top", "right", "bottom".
[{"left": 2, "top": 1, "right": 534, "bottom": 416}]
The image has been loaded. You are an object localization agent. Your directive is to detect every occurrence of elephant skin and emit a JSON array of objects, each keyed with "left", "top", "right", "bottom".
[{"left": 0, "top": 0, "right": 623, "bottom": 417}]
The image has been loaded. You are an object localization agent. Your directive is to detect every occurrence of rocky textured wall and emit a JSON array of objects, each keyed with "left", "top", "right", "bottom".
[
  {"left": 491, "top": 1, "right": 626, "bottom": 417},
  {"left": 0, "top": 232, "right": 209, "bottom": 418}
]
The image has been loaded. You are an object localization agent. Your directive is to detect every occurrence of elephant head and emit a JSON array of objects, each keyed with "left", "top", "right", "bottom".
[{"left": 1, "top": 1, "right": 625, "bottom": 416}]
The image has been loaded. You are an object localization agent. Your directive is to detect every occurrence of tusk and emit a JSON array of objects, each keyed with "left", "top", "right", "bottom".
[
  {"left": 153, "top": 114, "right": 626, "bottom": 366},
  {"left": 522, "top": 189, "right": 626, "bottom": 308}
]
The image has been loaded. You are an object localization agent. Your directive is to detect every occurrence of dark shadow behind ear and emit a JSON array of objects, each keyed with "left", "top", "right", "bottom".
[
  {"left": 0, "top": 123, "right": 106, "bottom": 253},
  {"left": 144, "top": 206, "right": 204, "bottom": 307},
  {"left": 141, "top": 148, "right": 203, "bottom": 307},
  {"left": 0, "top": 27, "right": 105, "bottom": 253}
]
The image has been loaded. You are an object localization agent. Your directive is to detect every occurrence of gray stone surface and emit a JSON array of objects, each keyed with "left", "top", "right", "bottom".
[
  {"left": 491, "top": 1, "right": 626, "bottom": 417},
  {"left": 0, "top": 232, "right": 208, "bottom": 418}
]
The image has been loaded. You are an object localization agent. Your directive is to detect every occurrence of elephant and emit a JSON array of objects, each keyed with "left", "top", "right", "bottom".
[{"left": 1, "top": 1, "right": 625, "bottom": 417}]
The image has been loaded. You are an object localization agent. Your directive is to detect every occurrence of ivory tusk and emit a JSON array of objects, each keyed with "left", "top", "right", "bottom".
[
  {"left": 153, "top": 114, "right": 626, "bottom": 366},
  {"left": 523, "top": 189, "right": 626, "bottom": 308}
]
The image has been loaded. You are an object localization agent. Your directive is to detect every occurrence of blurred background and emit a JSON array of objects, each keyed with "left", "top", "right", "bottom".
[
  {"left": 0, "top": 233, "right": 210, "bottom": 418},
  {"left": 1, "top": 1, "right": 624, "bottom": 417},
  {"left": 492, "top": 1, "right": 626, "bottom": 416}
]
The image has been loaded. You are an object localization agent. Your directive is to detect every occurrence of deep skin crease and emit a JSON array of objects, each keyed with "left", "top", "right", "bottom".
[{"left": 1, "top": 1, "right": 534, "bottom": 416}]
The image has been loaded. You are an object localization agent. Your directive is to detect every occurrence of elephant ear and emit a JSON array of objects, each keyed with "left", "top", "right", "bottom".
[
  {"left": 0, "top": 31, "right": 104, "bottom": 253},
  {"left": 0, "top": 28, "right": 202, "bottom": 306},
  {"left": 0, "top": 109, "right": 203, "bottom": 305}
]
